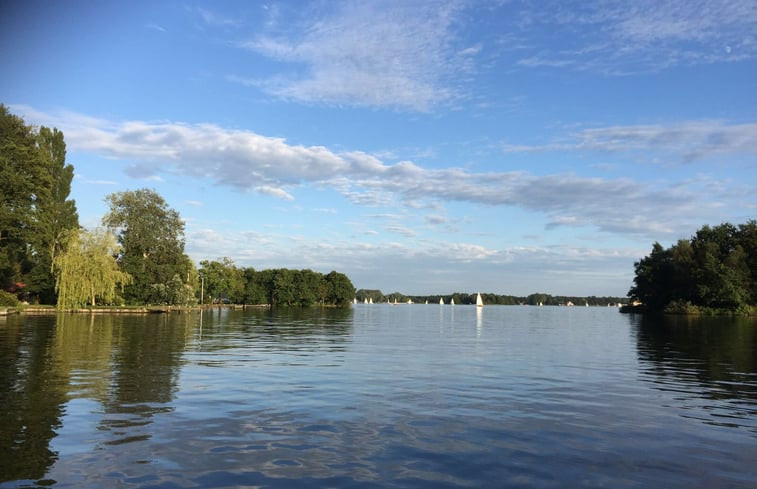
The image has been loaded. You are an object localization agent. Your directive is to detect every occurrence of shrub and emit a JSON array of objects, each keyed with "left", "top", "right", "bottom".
[
  {"left": 664, "top": 300, "right": 700, "bottom": 315},
  {"left": 0, "top": 290, "right": 20, "bottom": 307}
]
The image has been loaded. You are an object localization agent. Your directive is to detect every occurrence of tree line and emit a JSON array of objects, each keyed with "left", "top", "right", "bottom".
[
  {"left": 355, "top": 289, "right": 627, "bottom": 306},
  {"left": 198, "top": 258, "right": 354, "bottom": 307},
  {"left": 0, "top": 105, "right": 354, "bottom": 309},
  {"left": 628, "top": 221, "right": 756, "bottom": 314}
]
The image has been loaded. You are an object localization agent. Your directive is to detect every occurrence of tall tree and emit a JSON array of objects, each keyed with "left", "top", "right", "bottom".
[
  {"left": 0, "top": 105, "right": 39, "bottom": 292},
  {"left": 26, "top": 126, "right": 79, "bottom": 303},
  {"left": 53, "top": 228, "right": 132, "bottom": 308},
  {"left": 0, "top": 106, "right": 79, "bottom": 303},
  {"left": 103, "top": 189, "right": 193, "bottom": 305}
]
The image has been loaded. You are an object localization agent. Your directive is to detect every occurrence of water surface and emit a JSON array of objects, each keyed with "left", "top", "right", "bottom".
[{"left": 1, "top": 306, "right": 755, "bottom": 488}]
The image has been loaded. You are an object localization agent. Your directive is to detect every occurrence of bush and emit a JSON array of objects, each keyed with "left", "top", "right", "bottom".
[
  {"left": 664, "top": 300, "right": 701, "bottom": 315},
  {"left": 0, "top": 290, "right": 20, "bottom": 307}
]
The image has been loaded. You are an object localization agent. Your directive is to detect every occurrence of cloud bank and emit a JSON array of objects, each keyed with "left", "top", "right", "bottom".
[{"left": 13, "top": 106, "right": 751, "bottom": 240}]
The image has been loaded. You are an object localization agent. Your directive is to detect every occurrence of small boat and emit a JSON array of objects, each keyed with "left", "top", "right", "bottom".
[
  {"left": 451, "top": 298, "right": 455, "bottom": 306},
  {"left": 439, "top": 298, "right": 444, "bottom": 305},
  {"left": 476, "top": 293, "right": 483, "bottom": 307}
]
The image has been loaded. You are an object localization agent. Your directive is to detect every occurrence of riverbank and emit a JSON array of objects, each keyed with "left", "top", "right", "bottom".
[
  {"left": 620, "top": 303, "right": 756, "bottom": 316},
  {"left": 1, "top": 304, "right": 270, "bottom": 315}
]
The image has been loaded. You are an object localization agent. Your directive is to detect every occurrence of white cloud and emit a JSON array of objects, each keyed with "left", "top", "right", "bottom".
[
  {"left": 195, "top": 7, "right": 242, "bottom": 28},
  {"left": 13, "top": 106, "right": 754, "bottom": 240},
  {"left": 75, "top": 174, "right": 117, "bottom": 185},
  {"left": 233, "top": 1, "right": 471, "bottom": 110},
  {"left": 144, "top": 24, "right": 166, "bottom": 33},
  {"left": 512, "top": 0, "right": 757, "bottom": 73},
  {"left": 184, "top": 226, "right": 640, "bottom": 295},
  {"left": 502, "top": 121, "right": 757, "bottom": 161},
  {"left": 256, "top": 186, "right": 294, "bottom": 201}
]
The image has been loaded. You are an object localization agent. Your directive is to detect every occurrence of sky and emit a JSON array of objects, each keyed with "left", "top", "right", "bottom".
[{"left": 1, "top": 0, "right": 755, "bottom": 297}]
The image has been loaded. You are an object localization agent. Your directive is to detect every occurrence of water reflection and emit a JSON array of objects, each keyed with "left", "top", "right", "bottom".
[
  {"left": 97, "top": 313, "right": 192, "bottom": 446},
  {"left": 2, "top": 307, "right": 756, "bottom": 488},
  {"left": 634, "top": 314, "right": 757, "bottom": 431},
  {"left": 0, "top": 315, "right": 66, "bottom": 482},
  {"left": 190, "top": 307, "right": 353, "bottom": 354},
  {"left": 0, "top": 313, "right": 194, "bottom": 483}
]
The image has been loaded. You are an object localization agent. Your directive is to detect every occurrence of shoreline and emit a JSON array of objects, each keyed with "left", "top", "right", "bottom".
[{"left": 1, "top": 304, "right": 270, "bottom": 315}]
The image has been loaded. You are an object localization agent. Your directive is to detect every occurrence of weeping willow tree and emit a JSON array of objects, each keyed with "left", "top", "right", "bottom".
[{"left": 53, "top": 228, "right": 132, "bottom": 309}]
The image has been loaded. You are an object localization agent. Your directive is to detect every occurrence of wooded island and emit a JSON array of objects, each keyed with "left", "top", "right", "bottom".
[{"left": 627, "top": 221, "right": 756, "bottom": 315}]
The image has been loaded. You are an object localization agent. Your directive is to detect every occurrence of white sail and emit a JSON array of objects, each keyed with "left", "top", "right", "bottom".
[
  {"left": 439, "top": 298, "right": 444, "bottom": 305},
  {"left": 476, "top": 293, "right": 483, "bottom": 307},
  {"left": 451, "top": 298, "right": 455, "bottom": 305}
]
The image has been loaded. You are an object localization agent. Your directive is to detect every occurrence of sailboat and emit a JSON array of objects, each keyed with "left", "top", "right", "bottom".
[
  {"left": 476, "top": 293, "right": 483, "bottom": 307},
  {"left": 450, "top": 298, "right": 455, "bottom": 306},
  {"left": 439, "top": 297, "right": 444, "bottom": 305}
]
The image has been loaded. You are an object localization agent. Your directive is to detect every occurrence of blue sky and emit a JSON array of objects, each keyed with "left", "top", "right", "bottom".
[{"left": 2, "top": 0, "right": 755, "bottom": 296}]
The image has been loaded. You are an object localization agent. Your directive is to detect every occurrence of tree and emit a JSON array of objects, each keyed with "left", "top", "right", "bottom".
[
  {"left": 0, "top": 106, "right": 79, "bottom": 303},
  {"left": 25, "top": 126, "right": 79, "bottom": 303},
  {"left": 628, "top": 242, "right": 674, "bottom": 311},
  {"left": 198, "top": 258, "right": 244, "bottom": 304},
  {"left": 53, "top": 229, "right": 132, "bottom": 308},
  {"left": 324, "top": 271, "right": 355, "bottom": 307},
  {"left": 628, "top": 221, "right": 756, "bottom": 313},
  {"left": 736, "top": 220, "right": 757, "bottom": 303},
  {"left": 0, "top": 105, "right": 41, "bottom": 293},
  {"left": 103, "top": 189, "right": 193, "bottom": 305},
  {"left": 241, "top": 268, "right": 268, "bottom": 305}
]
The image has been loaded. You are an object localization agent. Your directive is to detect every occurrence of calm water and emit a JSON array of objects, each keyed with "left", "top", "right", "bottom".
[{"left": 1, "top": 306, "right": 756, "bottom": 488}]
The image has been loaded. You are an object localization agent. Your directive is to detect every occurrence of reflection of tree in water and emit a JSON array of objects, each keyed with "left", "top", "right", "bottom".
[
  {"left": 99, "top": 313, "right": 192, "bottom": 444},
  {"left": 0, "top": 315, "right": 68, "bottom": 482},
  {"left": 633, "top": 314, "right": 757, "bottom": 425},
  {"left": 195, "top": 307, "right": 353, "bottom": 353}
]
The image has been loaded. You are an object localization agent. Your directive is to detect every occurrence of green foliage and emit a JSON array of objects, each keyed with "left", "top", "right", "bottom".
[
  {"left": 0, "top": 290, "right": 19, "bottom": 307},
  {"left": 0, "top": 105, "right": 37, "bottom": 291},
  {"left": 199, "top": 257, "right": 244, "bottom": 304},
  {"left": 199, "top": 263, "right": 354, "bottom": 307},
  {"left": 355, "top": 289, "right": 383, "bottom": 303},
  {"left": 324, "top": 271, "right": 355, "bottom": 307},
  {"left": 53, "top": 229, "right": 133, "bottom": 308},
  {"left": 103, "top": 189, "right": 195, "bottom": 305},
  {"left": 0, "top": 105, "right": 79, "bottom": 303},
  {"left": 629, "top": 221, "right": 757, "bottom": 314}
]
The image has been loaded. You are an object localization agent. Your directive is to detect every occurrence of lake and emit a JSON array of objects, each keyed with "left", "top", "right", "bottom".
[{"left": 1, "top": 306, "right": 755, "bottom": 488}]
